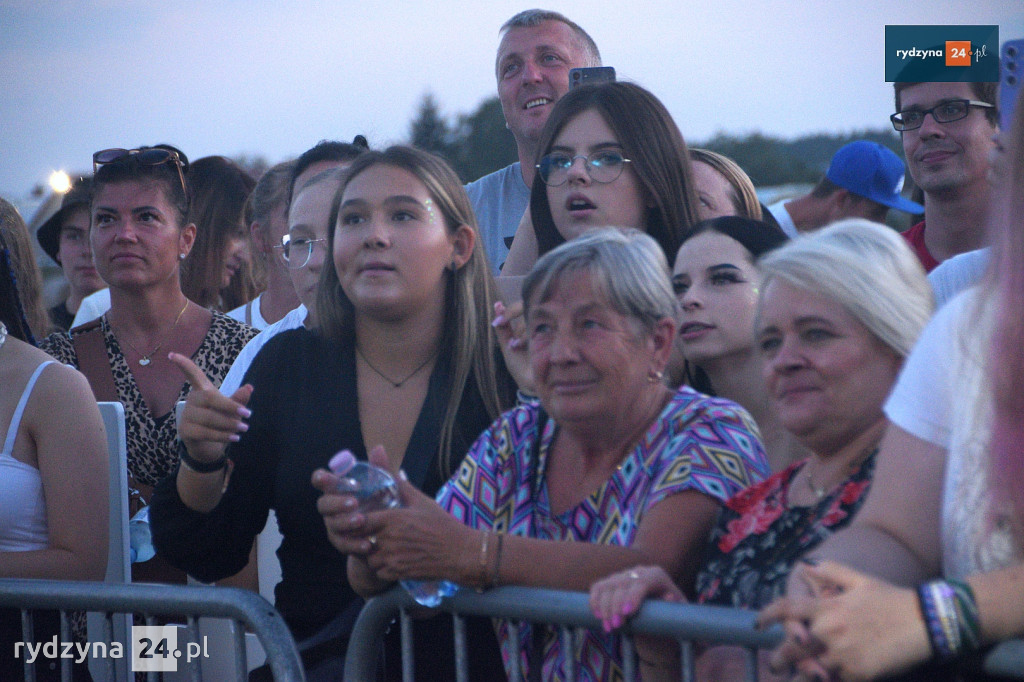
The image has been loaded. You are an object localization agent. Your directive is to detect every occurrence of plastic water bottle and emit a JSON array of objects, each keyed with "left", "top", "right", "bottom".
[
  {"left": 330, "top": 450, "right": 458, "bottom": 607},
  {"left": 129, "top": 505, "right": 156, "bottom": 563}
]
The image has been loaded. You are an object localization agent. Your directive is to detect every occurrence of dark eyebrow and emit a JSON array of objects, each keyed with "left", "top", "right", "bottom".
[
  {"left": 707, "top": 263, "right": 741, "bottom": 272},
  {"left": 902, "top": 97, "right": 965, "bottom": 111},
  {"left": 549, "top": 141, "right": 623, "bottom": 154}
]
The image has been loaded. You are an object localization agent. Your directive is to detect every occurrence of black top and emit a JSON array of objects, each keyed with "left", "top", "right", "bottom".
[{"left": 150, "top": 326, "right": 496, "bottom": 638}]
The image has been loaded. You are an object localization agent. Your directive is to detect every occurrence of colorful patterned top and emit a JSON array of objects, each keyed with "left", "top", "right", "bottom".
[
  {"left": 695, "top": 450, "right": 877, "bottom": 610},
  {"left": 437, "top": 385, "right": 769, "bottom": 682}
]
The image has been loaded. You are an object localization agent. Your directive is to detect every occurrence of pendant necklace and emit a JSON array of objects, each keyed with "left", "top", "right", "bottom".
[
  {"left": 116, "top": 300, "right": 189, "bottom": 367},
  {"left": 805, "top": 441, "right": 880, "bottom": 500},
  {"left": 356, "top": 345, "right": 437, "bottom": 388}
]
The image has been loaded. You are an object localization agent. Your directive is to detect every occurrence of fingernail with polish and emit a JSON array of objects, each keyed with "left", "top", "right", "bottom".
[
  {"left": 238, "top": 407, "right": 252, "bottom": 418},
  {"left": 229, "top": 434, "right": 240, "bottom": 442}
]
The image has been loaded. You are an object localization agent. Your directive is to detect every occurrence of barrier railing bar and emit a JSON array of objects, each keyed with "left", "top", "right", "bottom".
[
  {"left": 345, "top": 586, "right": 784, "bottom": 681},
  {"left": 60, "top": 610, "right": 71, "bottom": 682},
  {"left": 400, "top": 608, "right": 414, "bottom": 681},
  {"left": 0, "top": 579, "right": 305, "bottom": 682},
  {"left": 453, "top": 613, "right": 468, "bottom": 682},
  {"left": 101, "top": 612, "right": 116, "bottom": 681}
]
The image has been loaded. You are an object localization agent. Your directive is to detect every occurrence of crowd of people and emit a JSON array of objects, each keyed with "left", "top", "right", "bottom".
[{"left": 1, "top": 7, "right": 1021, "bottom": 682}]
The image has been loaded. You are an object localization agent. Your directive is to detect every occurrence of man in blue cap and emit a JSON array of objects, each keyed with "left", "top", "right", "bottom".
[{"left": 766, "top": 140, "right": 923, "bottom": 239}]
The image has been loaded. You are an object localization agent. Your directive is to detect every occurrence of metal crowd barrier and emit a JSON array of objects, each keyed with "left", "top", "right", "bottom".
[
  {"left": 345, "top": 586, "right": 1024, "bottom": 682},
  {"left": 0, "top": 579, "right": 305, "bottom": 682},
  {"left": 344, "top": 585, "right": 783, "bottom": 682}
]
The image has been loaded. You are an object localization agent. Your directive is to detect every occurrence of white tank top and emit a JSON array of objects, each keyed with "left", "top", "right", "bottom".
[{"left": 0, "top": 361, "right": 55, "bottom": 552}]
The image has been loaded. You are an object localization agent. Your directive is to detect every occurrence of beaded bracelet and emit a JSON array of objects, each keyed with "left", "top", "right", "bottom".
[{"left": 916, "top": 579, "right": 981, "bottom": 660}]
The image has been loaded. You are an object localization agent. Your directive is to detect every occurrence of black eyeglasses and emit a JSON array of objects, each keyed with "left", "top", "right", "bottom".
[
  {"left": 535, "top": 151, "right": 632, "bottom": 186},
  {"left": 890, "top": 99, "right": 995, "bottom": 131},
  {"left": 92, "top": 148, "right": 188, "bottom": 195},
  {"left": 274, "top": 234, "right": 326, "bottom": 269}
]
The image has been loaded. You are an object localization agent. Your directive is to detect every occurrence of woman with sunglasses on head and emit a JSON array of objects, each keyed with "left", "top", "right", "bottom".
[
  {"left": 39, "top": 145, "right": 257, "bottom": 587},
  {"left": 152, "top": 146, "right": 516, "bottom": 680}
]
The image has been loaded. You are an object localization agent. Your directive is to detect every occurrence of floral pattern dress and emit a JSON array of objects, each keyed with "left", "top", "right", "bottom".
[{"left": 695, "top": 450, "right": 876, "bottom": 610}]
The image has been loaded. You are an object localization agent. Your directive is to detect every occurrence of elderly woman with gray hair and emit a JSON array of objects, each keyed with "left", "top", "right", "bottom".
[
  {"left": 589, "top": 219, "right": 933, "bottom": 680},
  {"left": 316, "top": 227, "right": 768, "bottom": 681}
]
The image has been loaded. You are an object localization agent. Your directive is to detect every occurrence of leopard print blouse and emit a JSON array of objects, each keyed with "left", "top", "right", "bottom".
[{"left": 40, "top": 311, "right": 258, "bottom": 488}]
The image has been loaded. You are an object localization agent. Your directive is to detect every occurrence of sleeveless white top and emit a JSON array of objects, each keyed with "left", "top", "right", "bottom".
[{"left": 0, "top": 361, "right": 55, "bottom": 551}]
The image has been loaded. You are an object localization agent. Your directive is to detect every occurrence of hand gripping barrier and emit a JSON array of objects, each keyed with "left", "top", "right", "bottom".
[{"left": 344, "top": 585, "right": 783, "bottom": 682}]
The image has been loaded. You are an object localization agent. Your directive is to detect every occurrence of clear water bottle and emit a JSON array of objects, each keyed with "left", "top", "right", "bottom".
[
  {"left": 128, "top": 505, "right": 156, "bottom": 563},
  {"left": 330, "top": 450, "right": 458, "bottom": 607}
]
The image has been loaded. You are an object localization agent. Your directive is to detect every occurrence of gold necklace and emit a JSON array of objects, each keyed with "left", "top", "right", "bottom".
[
  {"left": 115, "top": 300, "right": 189, "bottom": 367},
  {"left": 356, "top": 345, "right": 437, "bottom": 388},
  {"left": 804, "top": 442, "right": 880, "bottom": 500}
]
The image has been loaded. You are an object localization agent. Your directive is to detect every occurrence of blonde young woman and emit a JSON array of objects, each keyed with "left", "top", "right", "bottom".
[{"left": 153, "top": 146, "right": 515, "bottom": 681}]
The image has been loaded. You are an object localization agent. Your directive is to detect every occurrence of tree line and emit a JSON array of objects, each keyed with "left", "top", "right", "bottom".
[{"left": 406, "top": 92, "right": 904, "bottom": 188}]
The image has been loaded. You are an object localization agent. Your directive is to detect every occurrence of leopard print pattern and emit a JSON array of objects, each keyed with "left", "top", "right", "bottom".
[{"left": 40, "top": 310, "right": 258, "bottom": 488}]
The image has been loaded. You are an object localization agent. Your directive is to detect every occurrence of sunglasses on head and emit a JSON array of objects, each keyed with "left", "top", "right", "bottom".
[{"left": 92, "top": 147, "right": 188, "bottom": 195}]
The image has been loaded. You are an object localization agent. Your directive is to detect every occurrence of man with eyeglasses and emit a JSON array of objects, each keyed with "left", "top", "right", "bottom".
[
  {"left": 891, "top": 81, "right": 998, "bottom": 272},
  {"left": 465, "top": 9, "right": 601, "bottom": 273}
]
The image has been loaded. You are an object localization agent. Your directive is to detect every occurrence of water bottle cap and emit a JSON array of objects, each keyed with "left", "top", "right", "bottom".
[{"left": 329, "top": 449, "right": 356, "bottom": 475}]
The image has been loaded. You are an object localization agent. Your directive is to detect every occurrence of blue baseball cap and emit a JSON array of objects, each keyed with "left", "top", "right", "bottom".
[{"left": 825, "top": 141, "right": 923, "bottom": 214}]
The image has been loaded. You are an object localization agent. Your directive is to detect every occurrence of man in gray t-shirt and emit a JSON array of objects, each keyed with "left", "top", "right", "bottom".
[{"left": 465, "top": 9, "right": 600, "bottom": 273}]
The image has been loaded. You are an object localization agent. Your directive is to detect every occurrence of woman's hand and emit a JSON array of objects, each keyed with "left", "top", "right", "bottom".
[
  {"left": 360, "top": 472, "right": 476, "bottom": 584},
  {"left": 589, "top": 565, "right": 684, "bottom": 673},
  {"left": 493, "top": 300, "right": 534, "bottom": 393},
  {"left": 312, "top": 445, "right": 390, "bottom": 556},
  {"left": 314, "top": 444, "right": 476, "bottom": 583},
  {"left": 759, "top": 561, "right": 930, "bottom": 681},
  {"left": 170, "top": 351, "right": 252, "bottom": 464},
  {"left": 589, "top": 564, "right": 684, "bottom": 632}
]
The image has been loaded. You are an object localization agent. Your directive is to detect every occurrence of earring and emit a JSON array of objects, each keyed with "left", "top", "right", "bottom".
[
  {"left": 648, "top": 369, "right": 665, "bottom": 384},
  {"left": 179, "top": 253, "right": 186, "bottom": 260}
]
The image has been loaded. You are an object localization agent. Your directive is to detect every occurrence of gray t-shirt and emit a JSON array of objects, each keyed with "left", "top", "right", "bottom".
[{"left": 465, "top": 162, "right": 531, "bottom": 274}]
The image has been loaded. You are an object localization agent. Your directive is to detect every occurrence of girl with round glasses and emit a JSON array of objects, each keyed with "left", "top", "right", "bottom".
[{"left": 502, "top": 82, "right": 701, "bottom": 275}]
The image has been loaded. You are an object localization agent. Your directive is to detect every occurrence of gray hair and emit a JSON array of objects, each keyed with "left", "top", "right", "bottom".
[
  {"left": 757, "top": 218, "right": 933, "bottom": 359},
  {"left": 523, "top": 227, "right": 678, "bottom": 337},
  {"left": 499, "top": 9, "right": 601, "bottom": 69}
]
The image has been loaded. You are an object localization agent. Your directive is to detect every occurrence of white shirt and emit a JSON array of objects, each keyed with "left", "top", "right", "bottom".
[
  {"left": 219, "top": 304, "right": 309, "bottom": 396},
  {"left": 71, "top": 288, "right": 111, "bottom": 328}
]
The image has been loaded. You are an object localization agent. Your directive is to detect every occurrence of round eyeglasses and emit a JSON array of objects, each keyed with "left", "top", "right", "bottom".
[
  {"left": 535, "top": 151, "right": 632, "bottom": 186},
  {"left": 890, "top": 99, "right": 995, "bottom": 131},
  {"left": 274, "top": 234, "right": 326, "bottom": 269}
]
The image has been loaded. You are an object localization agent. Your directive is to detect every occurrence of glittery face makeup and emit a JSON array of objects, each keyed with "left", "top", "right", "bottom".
[{"left": 424, "top": 197, "right": 437, "bottom": 224}]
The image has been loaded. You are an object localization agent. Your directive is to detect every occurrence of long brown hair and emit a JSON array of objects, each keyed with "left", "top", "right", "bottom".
[
  {"left": 317, "top": 146, "right": 515, "bottom": 476},
  {"left": 181, "top": 156, "right": 257, "bottom": 311},
  {"left": 0, "top": 198, "right": 49, "bottom": 340},
  {"left": 530, "top": 82, "right": 701, "bottom": 265}
]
